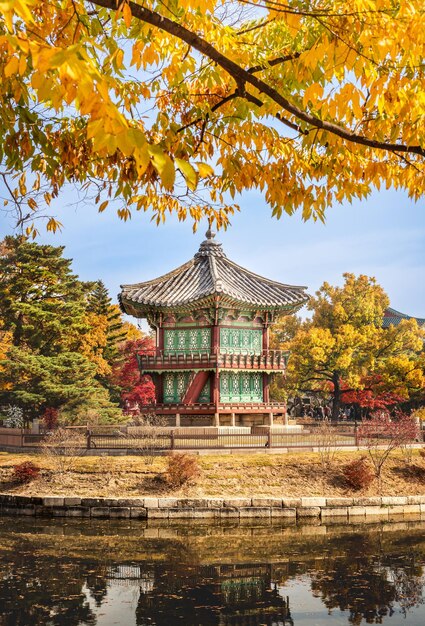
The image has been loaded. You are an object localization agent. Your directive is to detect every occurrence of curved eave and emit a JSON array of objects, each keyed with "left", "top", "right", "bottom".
[
  {"left": 119, "top": 292, "right": 308, "bottom": 319},
  {"left": 140, "top": 366, "right": 285, "bottom": 374}
]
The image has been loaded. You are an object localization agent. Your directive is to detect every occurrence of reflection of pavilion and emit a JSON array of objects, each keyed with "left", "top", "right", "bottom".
[{"left": 106, "top": 562, "right": 294, "bottom": 625}]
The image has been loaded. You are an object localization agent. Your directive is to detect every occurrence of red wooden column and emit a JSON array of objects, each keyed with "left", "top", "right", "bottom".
[
  {"left": 262, "top": 316, "right": 270, "bottom": 352},
  {"left": 211, "top": 321, "right": 220, "bottom": 424},
  {"left": 262, "top": 315, "right": 270, "bottom": 403},
  {"left": 156, "top": 318, "right": 164, "bottom": 403},
  {"left": 155, "top": 374, "right": 164, "bottom": 404},
  {"left": 158, "top": 326, "right": 164, "bottom": 354},
  {"left": 263, "top": 372, "right": 270, "bottom": 403}
]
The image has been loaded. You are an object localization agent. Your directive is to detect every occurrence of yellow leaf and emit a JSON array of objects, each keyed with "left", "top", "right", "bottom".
[
  {"left": 4, "top": 56, "right": 19, "bottom": 78},
  {"left": 303, "top": 83, "right": 324, "bottom": 107},
  {"left": 196, "top": 162, "right": 214, "bottom": 178},
  {"left": 18, "top": 55, "right": 26, "bottom": 75},
  {"left": 46, "top": 218, "right": 62, "bottom": 233},
  {"left": 286, "top": 12, "right": 301, "bottom": 31},
  {"left": 123, "top": 2, "right": 132, "bottom": 28},
  {"left": 115, "top": 49, "right": 124, "bottom": 69},
  {"left": 98, "top": 200, "right": 109, "bottom": 212},
  {"left": 134, "top": 146, "right": 150, "bottom": 177},
  {"left": 148, "top": 145, "right": 175, "bottom": 190},
  {"left": 175, "top": 157, "right": 198, "bottom": 191}
]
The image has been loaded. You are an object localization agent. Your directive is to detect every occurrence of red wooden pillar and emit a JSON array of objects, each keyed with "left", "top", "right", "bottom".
[
  {"left": 211, "top": 322, "right": 220, "bottom": 409},
  {"left": 158, "top": 326, "right": 164, "bottom": 354},
  {"left": 213, "top": 370, "right": 220, "bottom": 408},
  {"left": 262, "top": 323, "right": 269, "bottom": 352},
  {"left": 263, "top": 372, "right": 270, "bottom": 403},
  {"left": 154, "top": 373, "right": 163, "bottom": 404}
]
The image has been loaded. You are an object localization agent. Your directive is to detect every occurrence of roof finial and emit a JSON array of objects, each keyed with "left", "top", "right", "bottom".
[
  {"left": 205, "top": 217, "right": 215, "bottom": 241},
  {"left": 205, "top": 227, "right": 215, "bottom": 241}
]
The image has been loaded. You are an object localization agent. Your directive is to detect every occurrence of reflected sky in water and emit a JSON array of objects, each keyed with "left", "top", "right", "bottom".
[{"left": 1, "top": 517, "right": 425, "bottom": 625}]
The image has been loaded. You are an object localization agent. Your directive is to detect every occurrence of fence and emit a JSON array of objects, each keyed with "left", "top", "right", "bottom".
[{"left": 0, "top": 423, "right": 361, "bottom": 452}]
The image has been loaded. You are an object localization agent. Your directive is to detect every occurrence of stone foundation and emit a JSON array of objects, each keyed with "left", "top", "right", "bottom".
[{"left": 1, "top": 494, "right": 425, "bottom": 520}]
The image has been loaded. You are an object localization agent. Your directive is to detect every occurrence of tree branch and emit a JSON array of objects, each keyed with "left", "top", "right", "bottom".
[{"left": 89, "top": 0, "right": 425, "bottom": 157}]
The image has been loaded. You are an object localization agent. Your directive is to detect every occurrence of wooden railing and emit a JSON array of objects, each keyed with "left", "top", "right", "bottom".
[
  {"left": 137, "top": 349, "right": 287, "bottom": 371},
  {"left": 0, "top": 423, "right": 360, "bottom": 450},
  {"left": 135, "top": 401, "right": 288, "bottom": 414}
]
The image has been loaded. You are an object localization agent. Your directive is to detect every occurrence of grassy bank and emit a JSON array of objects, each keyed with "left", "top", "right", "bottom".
[{"left": 1, "top": 449, "right": 425, "bottom": 499}]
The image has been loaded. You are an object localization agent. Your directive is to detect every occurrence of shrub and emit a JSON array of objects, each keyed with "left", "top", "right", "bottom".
[
  {"left": 41, "top": 407, "right": 59, "bottom": 431},
  {"left": 357, "top": 411, "right": 419, "bottom": 489},
  {"left": 165, "top": 453, "right": 200, "bottom": 488},
  {"left": 12, "top": 461, "right": 41, "bottom": 484},
  {"left": 343, "top": 456, "right": 374, "bottom": 490},
  {"left": 41, "top": 427, "right": 86, "bottom": 473}
]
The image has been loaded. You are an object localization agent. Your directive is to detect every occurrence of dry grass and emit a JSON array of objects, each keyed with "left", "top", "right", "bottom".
[{"left": 0, "top": 450, "right": 425, "bottom": 498}]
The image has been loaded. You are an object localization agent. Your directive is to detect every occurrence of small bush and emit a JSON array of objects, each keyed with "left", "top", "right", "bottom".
[
  {"left": 165, "top": 453, "right": 200, "bottom": 488},
  {"left": 12, "top": 461, "right": 41, "bottom": 484},
  {"left": 342, "top": 456, "right": 374, "bottom": 490}
]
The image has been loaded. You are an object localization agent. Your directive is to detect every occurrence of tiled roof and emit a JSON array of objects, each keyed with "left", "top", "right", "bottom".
[
  {"left": 383, "top": 307, "right": 425, "bottom": 328},
  {"left": 120, "top": 230, "right": 309, "bottom": 315}
]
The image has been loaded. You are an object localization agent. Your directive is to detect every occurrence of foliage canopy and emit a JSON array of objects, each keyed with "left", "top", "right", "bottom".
[
  {"left": 0, "top": 0, "right": 424, "bottom": 233},
  {"left": 278, "top": 273, "right": 424, "bottom": 418}
]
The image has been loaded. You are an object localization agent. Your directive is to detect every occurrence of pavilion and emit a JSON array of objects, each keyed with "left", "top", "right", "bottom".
[
  {"left": 119, "top": 230, "right": 308, "bottom": 427},
  {"left": 383, "top": 307, "right": 425, "bottom": 329}
]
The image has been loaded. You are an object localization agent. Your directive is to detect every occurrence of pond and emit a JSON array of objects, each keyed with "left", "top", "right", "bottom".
[{"left": 1, "top": 516, "right": 425, "bottom": 625}]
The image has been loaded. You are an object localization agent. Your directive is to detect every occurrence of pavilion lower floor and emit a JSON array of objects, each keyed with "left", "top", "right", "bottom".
[{"left": 136, "top": 402, "right": 289, "bottom": 427}]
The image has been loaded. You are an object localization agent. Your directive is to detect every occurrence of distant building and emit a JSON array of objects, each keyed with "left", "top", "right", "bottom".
[{"left": 383, "top": 307, "right": 425, "bottom": 329}]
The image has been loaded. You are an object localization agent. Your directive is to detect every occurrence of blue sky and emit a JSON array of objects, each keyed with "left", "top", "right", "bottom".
[{"left": 1, "top": 186, "right": 424, "bottom": 318}]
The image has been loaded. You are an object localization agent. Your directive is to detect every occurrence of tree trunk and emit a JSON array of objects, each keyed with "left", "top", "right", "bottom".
[{"left": 331, "top": 372, "right": 341, "bottom": 421}]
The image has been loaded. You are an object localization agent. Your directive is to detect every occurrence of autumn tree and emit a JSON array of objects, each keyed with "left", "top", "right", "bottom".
[
  {"left": 110, "top": 337, "right": 155, "bottom": 411},
  {"left": 284, "top": 274, "right": 424, "bottom": 420},
  {"left": 87, "top": 280, "right": 127, "bottom": 362},
  {"left": 0, "top": 1, "right": 424, "bottom": 235}
]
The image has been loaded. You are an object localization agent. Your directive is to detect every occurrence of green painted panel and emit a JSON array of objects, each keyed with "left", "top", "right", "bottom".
[
  {"left": 220, "top": 328, "right": 262, "bottom": 355},
  {"left": 163, "top": 372, "right": 189, "bottom": 403},
  {"left": 164, "top": 328, "right": 211, "bottom": 354},
  {"left": 219, "top": 372, "right": 263, "bottom": 403},
  {"left": 163, "top": 372, "right": 210, "bottom": 403}
]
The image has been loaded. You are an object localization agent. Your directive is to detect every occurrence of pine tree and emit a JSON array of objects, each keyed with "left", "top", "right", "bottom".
[
  {"left": 0, "top": 237, "right": 120, "bottom": 422},
  {"left": 0, "top": 236, "right": 90, "bottom": 355}
]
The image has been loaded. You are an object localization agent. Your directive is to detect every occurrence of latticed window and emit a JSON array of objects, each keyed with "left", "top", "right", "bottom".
[
  {"left": 219, "top": 328, "right": 262, "bottom": 355},
  {"left": 201, "top": 329, "right": 210, "bottom": 349},
  {"left": 164, "top": 328, "right": 211, "bottom": 353},
  {"left": 164, "top": 373, "right": 175, "bottom": 402},
  {"left": 163, "top": 372, "right": 210, "bottom": 403},
  {"left": 219, "top": 372, "right": 263, "bottom": 402}
]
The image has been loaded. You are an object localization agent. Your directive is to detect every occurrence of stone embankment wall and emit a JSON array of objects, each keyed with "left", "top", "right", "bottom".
[{"left": 1, "top": 494, "right": 425, "bottom": 520}]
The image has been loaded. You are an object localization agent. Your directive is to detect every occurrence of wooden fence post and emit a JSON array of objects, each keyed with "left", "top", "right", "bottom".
[
  {"left": 266, "top": 429, "right": 271, "bottom": 449},
  {"left": 86, "top": 429, "right": 91, "bottom": 450},
  {"left": 171, "top": 430, "right": 175, "bottom": 450}
]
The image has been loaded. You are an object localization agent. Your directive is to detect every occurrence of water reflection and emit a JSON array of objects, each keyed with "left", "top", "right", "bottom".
[{"left": 0, "top": 517, "right": 425, "bottom": 625}]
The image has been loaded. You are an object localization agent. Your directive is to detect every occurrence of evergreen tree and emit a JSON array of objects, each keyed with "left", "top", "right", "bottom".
[
  {"left": 0, "top": 236, "right": 90, "bottom": 354},
  {"left": 0, "top": 237, "right": 120, "bottom": 422}
]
